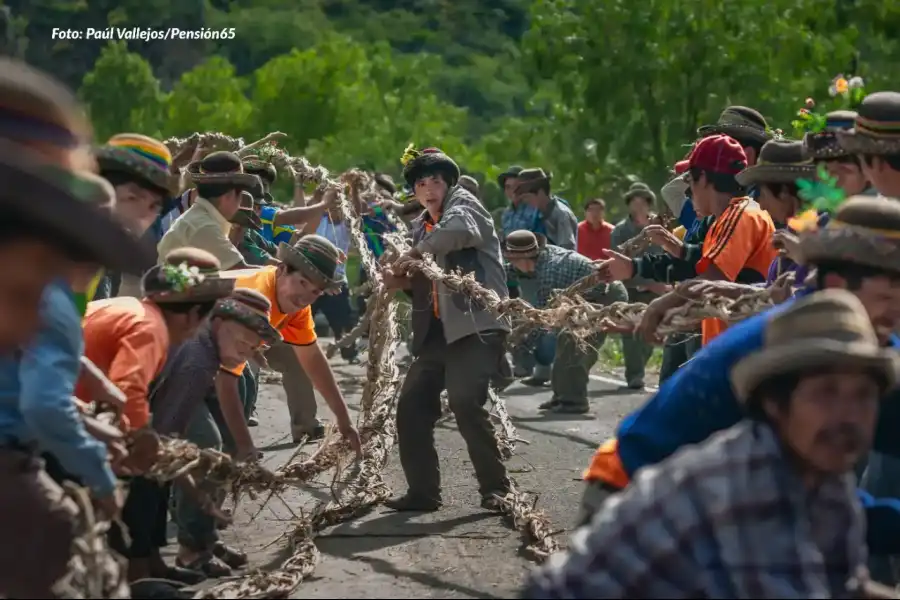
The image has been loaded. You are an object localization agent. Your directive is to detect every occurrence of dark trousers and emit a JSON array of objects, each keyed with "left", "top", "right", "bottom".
[
  {"left": 621, "top": 289, "right": 657, "bottom": 386},
  {"left": 109, "top": 477, "right": 171, "bottom": 559},
  {"left": 396, "top": 324, "right": 510, "bottom": 500},
  {"left": 0, "top": 449, "right": 76, "bottom": 598},
  {"left": 658, "top": 332, "right": 702, "bottom": 384},
  {"left": 312, "top": 282, "right": 358, "bottom": 359}
]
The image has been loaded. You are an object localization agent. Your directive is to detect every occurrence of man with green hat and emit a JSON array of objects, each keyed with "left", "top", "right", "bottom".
[
  {"left": 611, "top": 182, "right": 667, "bottom": 390},
  {"left": 514, "top": 168, "right": 578, "bottom": 250}
]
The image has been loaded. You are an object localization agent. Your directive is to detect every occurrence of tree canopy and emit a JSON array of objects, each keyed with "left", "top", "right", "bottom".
[{"left": 4, "top": 0, "right": 900, "bottom": 218}]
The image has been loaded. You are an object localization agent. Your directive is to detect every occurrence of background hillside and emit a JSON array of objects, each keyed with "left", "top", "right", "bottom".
[{"left": 3, "top": 0, "right": 900, "bottom": 215}]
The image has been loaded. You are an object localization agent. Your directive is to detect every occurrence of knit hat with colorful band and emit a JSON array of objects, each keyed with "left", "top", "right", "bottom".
[
  {"left": 837, "top": 91, "right": 900, "bottom": 156},
  {"left": 735, "top": 140, "right": 816, "bottom": 187},
  {"left": 401, "top": 144, "right": 461, "bottom": 188},
  {"left": 276, "top": 234, "right": 343, "bottom": 292},
  {"left": 142, "top": 247, "right": 235, "bottom": 303},
  {"left": 803, "top": 110, "right": 858, "bottom": 160},
  {"left": 211, "top": 288, "right": 282, "bottom": 346},
  {"left": 96, "top": 133, "right": 180, "bottom": 197}
]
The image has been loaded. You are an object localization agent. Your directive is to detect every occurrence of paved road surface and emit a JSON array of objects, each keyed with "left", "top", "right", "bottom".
[{"left": 196, "top": 339, "right": 654, "bottom": 599}]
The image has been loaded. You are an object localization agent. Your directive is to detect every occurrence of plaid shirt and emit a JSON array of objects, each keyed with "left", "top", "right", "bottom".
[
  {"left": 529, "top": 245, "right": 608, "bottom": 309},
  {"left": 501, "top": 202, "right": 543, "bottom": 239},
  {"left": 524, "top": 421, "right": 866, "bottom": 599}
]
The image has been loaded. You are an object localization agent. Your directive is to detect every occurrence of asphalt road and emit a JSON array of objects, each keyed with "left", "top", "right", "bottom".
[{"left": 201, "top": 339, "right": 654, "bottom": 599}]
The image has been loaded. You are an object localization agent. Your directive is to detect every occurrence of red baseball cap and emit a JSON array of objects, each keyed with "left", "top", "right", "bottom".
[{"left": 674, "top": 134, "right": 748, "bottom": 175}]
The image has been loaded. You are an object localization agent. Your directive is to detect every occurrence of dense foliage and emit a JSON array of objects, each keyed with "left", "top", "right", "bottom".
[{"left": 4, "top": 0, "right": 900, "bottom": 217}]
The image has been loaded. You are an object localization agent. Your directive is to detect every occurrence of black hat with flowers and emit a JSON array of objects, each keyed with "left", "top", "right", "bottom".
[
  {"left": 400, "top": 144, "right": 460, "bottom": 188},
  {"left": 794, "top": 75, "right": 866, "bottom": 160}
]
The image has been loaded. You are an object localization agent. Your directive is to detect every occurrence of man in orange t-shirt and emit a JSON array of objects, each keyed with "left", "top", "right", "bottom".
[
  {"left": 221, "top": 235, "right": 361, "bottom": 453},
  {"left": 674, "top": 134, "right": 776, "bottom": 345}
]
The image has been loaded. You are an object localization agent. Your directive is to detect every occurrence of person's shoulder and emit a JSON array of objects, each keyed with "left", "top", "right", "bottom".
[
  {"left": 39, "top": 282, "right": 80, "bottom": 334},
  {"left": 604, "top": 221, "right": 615, "bottom": 231}
]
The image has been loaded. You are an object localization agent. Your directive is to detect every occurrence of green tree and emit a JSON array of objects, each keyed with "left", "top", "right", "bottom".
[
  {"left": 164, "top": 56, "right": 253, "bottom": 138},
  {"left": 78, "top": 41, "right": 166, "bottom": 141}
]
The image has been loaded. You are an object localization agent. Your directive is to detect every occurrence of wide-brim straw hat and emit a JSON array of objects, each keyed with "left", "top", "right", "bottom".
[
  {"left": 697, "top": 106, "right": 771, "bottom": 144},
  {"left": 1, "top": 140, "right": 155, "bottom": 275},
  {"left": 837, "top": 92, "right": 900, "bottom": 156},
  {"left": 95, "top": 134, "right": 180, "bottom": 197},
  {"left": 276, "top": 234, "right": 344, "bottom": 292},
  {"left": 142, "top": 247, "right": 235, "bottom": 304},
  {"left": 735, "top": 140, "right": 816, "bottom": 187},
  {"left": 229, "top": 192, "right": 262, "bottom": 231},
  {"left": 731, "top": 289, "right": 900, "bottom": 400},
  {"left": 211, "top": 288, "right": 282, "bottom": 346},
  {"left": 796, "top": 195, "right": 900, "bottom": 274},
  {"left": 191, "top": 151, "right": 263, "bottom": 191}
]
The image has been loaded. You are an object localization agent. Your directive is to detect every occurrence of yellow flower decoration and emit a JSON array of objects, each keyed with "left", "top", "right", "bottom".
[
  {"left": 400, "top": 143, "right": 420, "bottom": 167},
  {"left": 787, "top": 208, "right": 820, "bottom": 233}
]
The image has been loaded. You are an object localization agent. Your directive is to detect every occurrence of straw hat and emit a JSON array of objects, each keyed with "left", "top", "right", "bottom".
[
  {"left": 276, "top": 234, "right": 343, "bottom": 292},
  {"left": 211, "top": 288, "right": 281, "bottom": 345},
  {"left": 731, "top": 289, "right": 900, "bottom": 400}
]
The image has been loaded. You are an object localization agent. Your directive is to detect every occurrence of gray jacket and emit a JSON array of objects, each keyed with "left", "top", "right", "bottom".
[
  {"left": 541, "top": 196, "right": 578, "bottom": 250},
  {"left": 409, "top": 185, "right": 510, "bottom": 352}
]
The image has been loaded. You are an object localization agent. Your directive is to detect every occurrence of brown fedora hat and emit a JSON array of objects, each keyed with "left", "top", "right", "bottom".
[
  {"left": 735, "top": 140, "right": 815, "bottom": 187},
  {"left": 698, "top": 105, "right": 772, "bottom": 144},
  {"left": 837, "top": 92, "right": 900, "bottom": 156},
  {"left": 0, "top": 139, "right": 155, "bottom": 275},
  {"left": 276, "top": 234, "right": 343, "bottom": 292},
  {"left": 191, "top": 151, "right": 263, "bottom": 192},
  {"left": 229, "top": 191, "right": 262, "bottom": 231},
  {"left": 142, "top": 247, "right": 234, "bottom": 304}
]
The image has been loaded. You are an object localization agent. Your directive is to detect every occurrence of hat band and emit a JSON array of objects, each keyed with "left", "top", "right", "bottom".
[
  {"left": 856, "top": 115, "right": 900, "bottom": 137},
  {"left": 829, "top": 219, "right": 900, "bottom": 240},
  {"left": 199, "top": 165, "right": 245, "bottom": 175},
  {"left": 0, "top": 107, "right": 80, "bottom": 148}
]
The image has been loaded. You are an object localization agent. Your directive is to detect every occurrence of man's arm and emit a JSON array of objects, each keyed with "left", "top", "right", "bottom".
[
  {"left": 416, "top": 206, "right": 483, "bottom": 255},
  {"left": 274, "top": 203, "right": 329, "bottom": 228},
  {"left": 105, "top": 323, "right": 168, "bottom": 431},
  {"left": 20, "top": 293, "right": 117, "bottom": 496},
  {"left": 292, "top": 344, "right": 353, "bottom": 428},
  {"left": 214, "top": 370, "right": 256, "bottom": 458},
  {"left": 857, "top": 489, "right": 900, "bottom": 555}
]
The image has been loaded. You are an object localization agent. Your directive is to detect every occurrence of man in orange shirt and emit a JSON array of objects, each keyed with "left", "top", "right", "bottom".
[
  {"left": 221, "top": 235, "right": 361, "bottom": 453},
  {"left": 637, "top": 134, "right": 776, "bottom": 345},
  {"left": 77, "top": 247, "right": 233, "bottom": 582}
]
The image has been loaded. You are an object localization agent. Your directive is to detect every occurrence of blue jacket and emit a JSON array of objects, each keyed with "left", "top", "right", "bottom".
[
  {"left": 616, "top": 298, "right": 900, "bottom": 554},
  {"left": 0, "top": 281, "right": 116, "bottom": 495}
]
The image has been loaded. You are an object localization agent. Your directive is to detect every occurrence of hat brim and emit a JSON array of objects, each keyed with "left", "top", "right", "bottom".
[
  {"left": 191, "top": 172, "right": 262, "bottom": 191},
  {"left": 276, "top": 242, "right": 343, "bottom": 291},
  {"left": 735, "top": 164, "right": 817, "bottom": 187},
  {"left": 212, "top": 301, "right": 282, "bottom": 346},
  {"left": 503, "top": 247, "right": 539, "bottom": 260},
  {"left": 731, "top": 339, "right": 899, "bottom": 400},
  {"left": 0, "top": 141, "right": 155, "bottom": 275},
  {"left": 803, "top": 132, "right": 853, "bottom": 160},
  {"left": 698, "top": 123, "right": 770, "bottom": 144},
  {"left": 625, "top": 189, "right": 656, "bottom": 203},
  {"left": 145, "top": 277, "right": 235, "bottom": 304},
  {"left": 836, "top": 129, "right": 900, "bottom": 156},
  {"left": 798, "top": 225, "right": 900, "bottom": 274},
  {"left": 96, "top": 146, "right": 179, "bottom": 197},
  {"left": 230, "top": 209, "right": 262, "bottom": 231}
]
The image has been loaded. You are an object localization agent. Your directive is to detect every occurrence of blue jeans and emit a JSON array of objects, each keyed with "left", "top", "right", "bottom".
[
  {"left": 862, "top": 451, "right": 900, "bottom": 585},
  {"left": 534, "top": 333, "right": 557, "bottom": 366}
]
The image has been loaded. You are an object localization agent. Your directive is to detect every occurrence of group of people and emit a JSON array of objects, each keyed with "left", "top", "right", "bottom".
[{"left": 5, "top": 47, "right": 900, "bottom": 599}]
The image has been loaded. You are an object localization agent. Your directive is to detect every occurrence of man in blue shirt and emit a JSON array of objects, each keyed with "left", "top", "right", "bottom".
[{"left": 580, "top": 195, "right": 900, "bottom": 558}]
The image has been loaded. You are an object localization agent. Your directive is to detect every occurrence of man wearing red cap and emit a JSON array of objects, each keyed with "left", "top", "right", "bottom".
[{"left": 647, "top": 134, "right": 777, "bottom": 345}]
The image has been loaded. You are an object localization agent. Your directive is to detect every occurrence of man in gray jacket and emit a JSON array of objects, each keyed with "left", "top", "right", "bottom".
[
  {"left": 386, "top": 147, "right": 512, "bottom": 512},
  {"left": 514, "top": 168, "right": 578, "bottom": 250}
]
